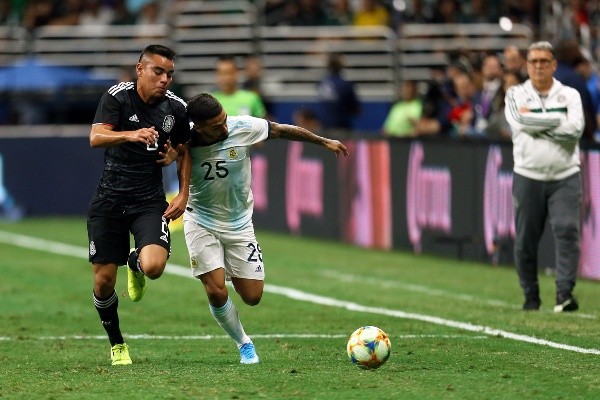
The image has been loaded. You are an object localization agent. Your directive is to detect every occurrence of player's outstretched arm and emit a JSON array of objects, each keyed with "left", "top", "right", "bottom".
[
  {"left": 90, "top": 124, "right": 160, "bottom": 148},
  {"left": 268, "top": 121, "right": 349, "bottom": 157}
]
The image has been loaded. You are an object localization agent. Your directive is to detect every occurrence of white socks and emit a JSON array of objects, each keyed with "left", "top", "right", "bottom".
[{"left": 209, "top": 297, "right": 250, "bottom": 348}]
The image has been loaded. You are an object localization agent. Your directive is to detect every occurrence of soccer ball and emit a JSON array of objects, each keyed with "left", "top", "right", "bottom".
[{"left": 346, "top": 326, "right": 391, "bottom": 369}]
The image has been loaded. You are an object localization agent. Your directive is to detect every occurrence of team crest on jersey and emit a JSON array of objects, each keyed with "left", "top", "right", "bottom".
[
  {"left": 228, "top": 148, "right": 239, "bottom": 159},
  {"left": 557, "top": 95, "right": 566, "bottom": 103},
  {"left": 163, "top": 115, "right": 175, "bottom": 132}
]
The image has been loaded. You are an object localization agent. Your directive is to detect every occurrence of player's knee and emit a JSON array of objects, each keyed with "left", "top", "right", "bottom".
[
  {"left": 143, "top": 265, "right": 164, "bottom": 280},
  {"left": 94, "top": 274, "right": 116, "bottom": 297},
  {"left": 241, "top": 293, "right": 262, "bottom": 306},
  {"left": 204, "top": 283, "right": 228, "bottom": 304}
]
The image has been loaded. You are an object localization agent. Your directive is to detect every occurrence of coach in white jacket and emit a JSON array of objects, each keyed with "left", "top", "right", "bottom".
[{"left": 505, "top": 41, "right": 584, "bottom": 312}]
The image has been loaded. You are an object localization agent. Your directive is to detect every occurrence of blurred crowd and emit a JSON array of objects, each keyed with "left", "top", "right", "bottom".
[
  {"left": 262, "top": 0, "right": 540, "bottom": 32},
  {"left": 1, "top": 0, "right": 600, "bottom": 143},
  {"left": 0, "top": 0, "right": 165, "bottom": 30},
  {"left": 381, "top": 40, "right": 600, "bottom": 142}
]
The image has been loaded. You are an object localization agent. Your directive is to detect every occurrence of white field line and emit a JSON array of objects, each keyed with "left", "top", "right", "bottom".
[
  {"left": 0, "top": 334, "right": 489, "bottom": 341},
  {"left": 0, "top": 230, "right": 599, "bottom": 355},
  {"left": 320, "top": 269, "right": 599, "bottom": 320},
  {"left": 320, "top": 269, "right": 518, "bottom": 308}
]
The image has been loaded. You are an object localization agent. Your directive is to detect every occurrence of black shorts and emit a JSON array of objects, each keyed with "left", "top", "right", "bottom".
[{"left": 87, "top": 197, "right": 171, "bottom": 265}]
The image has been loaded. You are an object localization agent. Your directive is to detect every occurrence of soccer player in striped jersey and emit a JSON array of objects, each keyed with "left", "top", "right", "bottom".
[
  {"left": 87, "top": 44, "right": 191, "bottom": 365},
  {"left": 182, "top": 93, "right": 348, "bottom": 364}
]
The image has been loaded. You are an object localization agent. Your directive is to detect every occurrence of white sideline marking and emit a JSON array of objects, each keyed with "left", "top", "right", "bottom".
[
  {"left": 320, "top": 269, "right": 518, "bottom": 309},
  {"left": 1, "top": 230, "right": 599, "bottom": 355},
  {"left": 0, "top": 334, "right": 489, "bottom": 341},
  {"left": 320, "top": 270, "right": 599, "bottom": 319}
]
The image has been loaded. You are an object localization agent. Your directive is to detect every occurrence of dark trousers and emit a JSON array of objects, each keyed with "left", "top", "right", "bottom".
[{"left": 512, "top": 172, "right": 581, "bottom": 297}]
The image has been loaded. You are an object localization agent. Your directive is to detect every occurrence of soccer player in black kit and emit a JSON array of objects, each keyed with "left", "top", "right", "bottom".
[{"left": 87, "top": 44, "right": 190, "bottom": 365}]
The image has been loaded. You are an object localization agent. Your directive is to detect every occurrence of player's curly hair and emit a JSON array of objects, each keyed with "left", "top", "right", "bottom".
[{"left": 187, "top": 93, "right": 223, "bottom": 123}]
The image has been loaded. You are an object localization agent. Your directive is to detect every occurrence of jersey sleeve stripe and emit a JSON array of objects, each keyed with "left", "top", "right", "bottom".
[
  {"left": 166, "top": 91, "right": 187, "bottom": 107},
  {"left": 108, "top": 81, "right": 134, "bottom": 96}
]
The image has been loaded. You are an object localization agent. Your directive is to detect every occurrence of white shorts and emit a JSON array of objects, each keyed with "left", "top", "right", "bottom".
[{"left": 183, "top": 219, "right": 265, "bottom": 281}]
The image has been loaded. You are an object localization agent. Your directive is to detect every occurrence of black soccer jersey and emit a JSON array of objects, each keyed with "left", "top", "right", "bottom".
[{"left": 92, "top": 81, "right": 191, "bottom": 206}]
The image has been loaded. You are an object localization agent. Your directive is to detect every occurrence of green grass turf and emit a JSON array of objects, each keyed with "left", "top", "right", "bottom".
[{"left": 0, "top": 217, "right": 599, "bottom": 399}]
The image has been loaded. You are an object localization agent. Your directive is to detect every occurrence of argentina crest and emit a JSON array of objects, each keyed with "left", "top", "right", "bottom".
[{"left": 163, "top": 115, "right": 175, "bottom": 132}]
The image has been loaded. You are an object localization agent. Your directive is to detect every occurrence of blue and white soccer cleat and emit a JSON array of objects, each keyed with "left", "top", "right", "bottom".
[{"left": 239, "top": 342, "right": 259, "bottom": 364}]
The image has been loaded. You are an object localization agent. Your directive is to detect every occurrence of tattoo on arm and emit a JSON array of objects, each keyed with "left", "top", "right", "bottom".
[{"left": 271, "top": 122, "right": 325, "bottom": 145}]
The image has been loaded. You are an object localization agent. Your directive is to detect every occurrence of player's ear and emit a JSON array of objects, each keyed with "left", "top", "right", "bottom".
[{"left": 135, "top": 63, "right": 143, "bottom": 77}]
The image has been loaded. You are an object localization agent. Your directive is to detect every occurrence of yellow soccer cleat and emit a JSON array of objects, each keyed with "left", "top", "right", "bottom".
[
  {"left": 127, "top": 249, "right": 147, "bottom": 302},
  {"left": 127, "top": 267, "right": 147, "bottom": 302},
  {"left": 111, "top": 343, "right": 132, "bottom": 366}
]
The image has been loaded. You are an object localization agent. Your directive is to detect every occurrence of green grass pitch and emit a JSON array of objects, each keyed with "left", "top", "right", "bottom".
[{"left": 1, "top": 217, "right": 599, "bottom": 399}]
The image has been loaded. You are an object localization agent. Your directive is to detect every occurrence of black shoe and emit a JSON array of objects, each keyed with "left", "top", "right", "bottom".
[
  {"left": 523, "top": 297, "right": 541, "bottom": 311},
  {"left": 127, "top": 248, "right": 139, "bottom": 272},
  {"left": 553, "top": 293, "right": 579, "bottom": 313}
]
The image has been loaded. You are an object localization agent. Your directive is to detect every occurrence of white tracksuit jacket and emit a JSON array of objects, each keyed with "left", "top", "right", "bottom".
[{"left": 504, "top": 78, "right": 584, "bottom": 181}]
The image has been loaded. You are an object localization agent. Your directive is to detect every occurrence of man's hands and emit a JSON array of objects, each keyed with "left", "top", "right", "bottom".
[
  {"left": 323, "top": 139, "right": 349, "bottom": 157},
  {"left": 164, "top": 192, "right": 187, "bottom": 220},
  {"left": 157, "top": 140, "right": 184, "bottom": 166},
  {"left": 131, "top": 126, "right": 160, "bottom": 147}
]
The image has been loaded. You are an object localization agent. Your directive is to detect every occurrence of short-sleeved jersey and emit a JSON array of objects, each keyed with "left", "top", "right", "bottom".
[
  {"left": 186, "top": 115, "right": 269, "bottom": 232},
  {"left": 92, "top": 81, "right": 191, "bottom": 206}
]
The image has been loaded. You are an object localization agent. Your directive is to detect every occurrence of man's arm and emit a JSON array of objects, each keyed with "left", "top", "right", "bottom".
[
  {"left": 89, "top": 123, "right": 160, "bottom": 148},
  {"left": 504, "top": 86, "right": 561, "bottom": 136},
  {"left": 545, "top": 90, "right": 585, "bottom": 142},
  {"left": 268, "top": 121, "right": 349, "bottom": 156},
  {"left": 163, "top": 144, "right": 190, "bottom": 220}
]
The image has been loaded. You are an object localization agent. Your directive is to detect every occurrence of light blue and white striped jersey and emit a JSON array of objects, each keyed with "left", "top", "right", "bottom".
[{"left": 186, "top": 115, "right": 269, "bottom": 231}]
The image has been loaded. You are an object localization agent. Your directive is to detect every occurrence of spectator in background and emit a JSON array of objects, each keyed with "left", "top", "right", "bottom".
[
  {"left": 412, "top": 65, "right": 457, "bottom": 136},
  {"left": 448, "top": 71, "right": 483, "bottom": 137},
  {"left": 80, "top": 0, "right": 115, "bottom": 26},
  {"left": 575, "top": 51, "right": 600, "bottom": 141},
  {"left": 262, "top": 0, "right": 287, "bottom": 26},
  {"left": 397, "top": 0, "right": 433, "bottom": 24},
  {"left": 353, "top": 0, "right": 390, "bottom": 27},
  {"left": 49, "top": 0, "right": 83, "bottom": 26},
  {"left": 286, "top": 0, "right": 328, "bottom": 26},
  {"left": 505, "top": 41, "right": 584, "bottom": 312},
  {"left": 503, "top": 45, "right": 528, "bottom": 81},
  {"left": 487, "top": 70, "right": 526, "bottom": 141},
  {"left": 554, "top": 38, "right": 596, "bottom": 141},
  {"left": 22, "top": 0, "right": 55, "bottom": 31},
  {"left": 462, "top": 0, "right": 499, "bottom": 23},
  {"left": 317, "top": 52, "right": 360, "bottom": 136},
  {"left": 213, "top": 55, "right": 266, "bottom": 118},
  {"left": 382, "top": 80, "right": 422, "bottom": 138},
  {"left": 111, "top": 0, "right": 136, "bottom": 25},
  {"left": 503, "top": 0, "right": 540, "bottom": 30},
  {"left": 474, "top": 54, "right": 504, "bottom": 134},
  {"left": 242, "top": 55, "right": 273, "bottom": 119},
  {"left": 325, "top": 0, "right": 353, "bottom": 26},
  {"left": 431, "top": 0, "right": 464, "bottom": 24},
  {"left": 0, "top": 0, "right": 19, "bottom": 25}
]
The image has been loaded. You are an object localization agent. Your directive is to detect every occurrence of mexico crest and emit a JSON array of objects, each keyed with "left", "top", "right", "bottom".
[{"left": 163, "top": 115, "right": 175, "bottom": 132}]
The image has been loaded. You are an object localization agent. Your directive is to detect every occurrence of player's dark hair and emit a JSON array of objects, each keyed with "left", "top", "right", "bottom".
[
  {"left": 187, "top": 93, "right": 223, "bottom": 122},
  {"left": 139, "top": 44, "right": 176, "bottom": 62}
]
